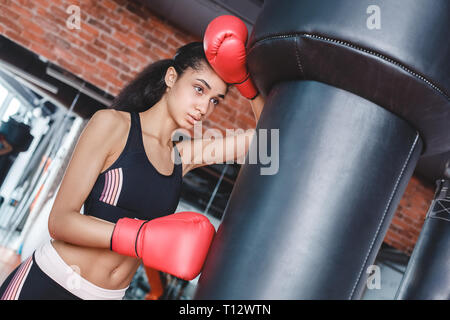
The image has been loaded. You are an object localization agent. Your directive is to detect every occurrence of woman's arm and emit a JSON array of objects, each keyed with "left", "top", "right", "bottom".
[
  {"left": 179, "top": 95, "right": 266, "bottom": 173},
  {"left": 48, "top": 109, "right": 121, "bottom": 249},
  {"left": 222, "top": 95, "right": 266, "bottom": 163},
  {"left": 249, "top": 94, "right": 265, "bottom": 122}
]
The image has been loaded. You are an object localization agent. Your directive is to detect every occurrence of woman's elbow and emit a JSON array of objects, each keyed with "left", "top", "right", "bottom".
[
  {"left": 47, "top": 209, "right": 67, "bottom": 240},
  {"left": 47, "top": 211, "right": 59, "bottom": 240}
]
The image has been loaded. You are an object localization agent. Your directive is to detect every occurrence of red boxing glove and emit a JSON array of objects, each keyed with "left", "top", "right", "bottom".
[
  {"left": 111, "top": 212, "right": 215, "bottom": 281},
  {"left": 204, "top": 15, "right": 259, "bottom": 100}
]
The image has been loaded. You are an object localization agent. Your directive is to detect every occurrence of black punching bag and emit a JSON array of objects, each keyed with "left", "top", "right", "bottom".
[{"left": 195, "top": 0, "right": 449, "bottom": 299}]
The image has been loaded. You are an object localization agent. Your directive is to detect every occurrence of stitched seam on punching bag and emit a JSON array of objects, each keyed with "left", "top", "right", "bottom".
[
  {"left": 348, "top": 133, "right": 420, "bottom": 299},
  {"left": 248, "top": 33, "right": 449, "bottom": 101},
  {"left": 294, "top": 36, "right": 304, "bottom": 76}
]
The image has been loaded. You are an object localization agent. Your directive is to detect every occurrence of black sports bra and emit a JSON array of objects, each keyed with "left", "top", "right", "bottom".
[{"left": 83, "top": 111, "right": 183, "bottom": 223}]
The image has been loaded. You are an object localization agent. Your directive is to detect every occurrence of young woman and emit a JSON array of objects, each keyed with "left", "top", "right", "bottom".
[{"left": 0, "top": 38, "right": 265, "bottom": 300}]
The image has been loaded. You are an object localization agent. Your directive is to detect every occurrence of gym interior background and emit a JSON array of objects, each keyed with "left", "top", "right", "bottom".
[{"left": 0, "top": 0, "right": 447, "bottom": 300}]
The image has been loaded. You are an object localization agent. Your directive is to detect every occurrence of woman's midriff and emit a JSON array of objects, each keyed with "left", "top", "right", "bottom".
[{"left": 51, "top": 239, "right": 141, "bottom": 290}]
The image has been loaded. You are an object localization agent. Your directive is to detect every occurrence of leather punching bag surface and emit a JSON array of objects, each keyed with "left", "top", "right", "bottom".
[
  {"left": 195, "top": 81, "right": 422, "bottom": 299},
  {"left": 195, "top": 0, "right": 449, "bottom": 299}
]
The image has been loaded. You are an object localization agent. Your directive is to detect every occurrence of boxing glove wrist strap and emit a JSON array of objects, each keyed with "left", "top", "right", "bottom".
[
  {"left": 249, "top": 92, "right": 260, "bottom": 100},
  {"left": 134, "top": 220, "right": 149, "bottom": 258},
  {"left": 110, "top": 218, "right": 148, "bottom": 258},
  {"left": 109, "top": 223, "right": 117, "bottom": 251}
]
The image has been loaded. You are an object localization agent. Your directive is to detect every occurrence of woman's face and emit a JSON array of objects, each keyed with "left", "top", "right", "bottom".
[{"left": 164, "top": 62, "right": 228, "bottom": 129}]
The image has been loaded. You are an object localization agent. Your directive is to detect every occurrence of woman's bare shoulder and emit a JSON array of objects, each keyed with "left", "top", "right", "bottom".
[
  {"left": 79, "top": 109, "right": 129, "bottom": 157},
  {"left": 90, "top": 109, "right": 126, "bottom": 126},
  {"left": 89, "top": 109, "right": 130, "bottom": 137}
]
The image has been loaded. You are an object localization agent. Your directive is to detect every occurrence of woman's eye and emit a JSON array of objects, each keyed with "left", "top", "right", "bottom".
[
  {"left": 195, "top": 86, "right": 203, "bottom": 94},
  {"left": 195, "top": 86, "right": 219, "bottom": 106}
]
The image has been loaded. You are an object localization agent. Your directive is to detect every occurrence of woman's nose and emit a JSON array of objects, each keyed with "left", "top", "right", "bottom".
[{"left": 197, "top": 104, "right": 208, "bottom": 115}]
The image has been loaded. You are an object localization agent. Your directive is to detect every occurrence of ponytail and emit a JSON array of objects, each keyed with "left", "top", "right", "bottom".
[{"left": 109, "top": 59, "right": 174, "bottom": 113}]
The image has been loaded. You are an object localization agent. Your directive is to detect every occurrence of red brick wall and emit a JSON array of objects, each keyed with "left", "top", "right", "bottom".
[
  {"left": 0, "top": 0, "right": 435, "bottom": 256},
  {"left": 384, "top": 175, "right": 435, "bottom": 255},
  {"left": 0, "top": 0, "right": 255, "bottom": 134}
]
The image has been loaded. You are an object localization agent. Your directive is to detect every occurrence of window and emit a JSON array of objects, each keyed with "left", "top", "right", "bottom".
[{"left": 0, "top": 84, "right": 7, "bottom": 107}]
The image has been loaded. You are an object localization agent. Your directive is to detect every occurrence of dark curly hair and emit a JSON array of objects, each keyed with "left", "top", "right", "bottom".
[{"left": 109, "top": 41, "right": 228, "bottom": 112}]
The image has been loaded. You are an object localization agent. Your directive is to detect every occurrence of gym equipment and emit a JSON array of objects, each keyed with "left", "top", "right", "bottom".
[
  {"left": 0, "top": 117, "right": 34, "bottom": 189},
  {"left": 0, "top": 117, "right": 33, "bottom": 152},
  {"left": 111, "top": 212, "right": 215, "bottom": 281},
  {"left": 194, "top": 0, "right": 449, "bottom": 299},
  {"left": 395, "top": 162, "right": 450, "bottom": 299},
  {"left": 204, "top": 15, "right": 258, "bottom": 100},
  {"left": 0, "top": 83, "right": 85, "bottom": 249},
  {"left": 144, "top": 267, "right": 164, "bottom": 300}
]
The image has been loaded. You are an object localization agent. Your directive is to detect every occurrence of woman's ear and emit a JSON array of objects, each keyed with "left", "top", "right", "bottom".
[{"left": 165, "top": 66, "right": 178, "bottom": 88}]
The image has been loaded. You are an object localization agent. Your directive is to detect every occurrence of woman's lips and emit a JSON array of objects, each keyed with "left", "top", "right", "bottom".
[{"left": 187, "top": 114, "right": 196, "bottom": 125}]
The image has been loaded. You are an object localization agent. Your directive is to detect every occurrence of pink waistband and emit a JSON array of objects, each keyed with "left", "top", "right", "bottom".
[{"left": 34, "top": 241, "right": 129, "bottom": 300}]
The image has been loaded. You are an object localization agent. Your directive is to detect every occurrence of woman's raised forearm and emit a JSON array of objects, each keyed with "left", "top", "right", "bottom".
[{"left": 249, "top": 94, "right": 265, "bottom": 122}]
